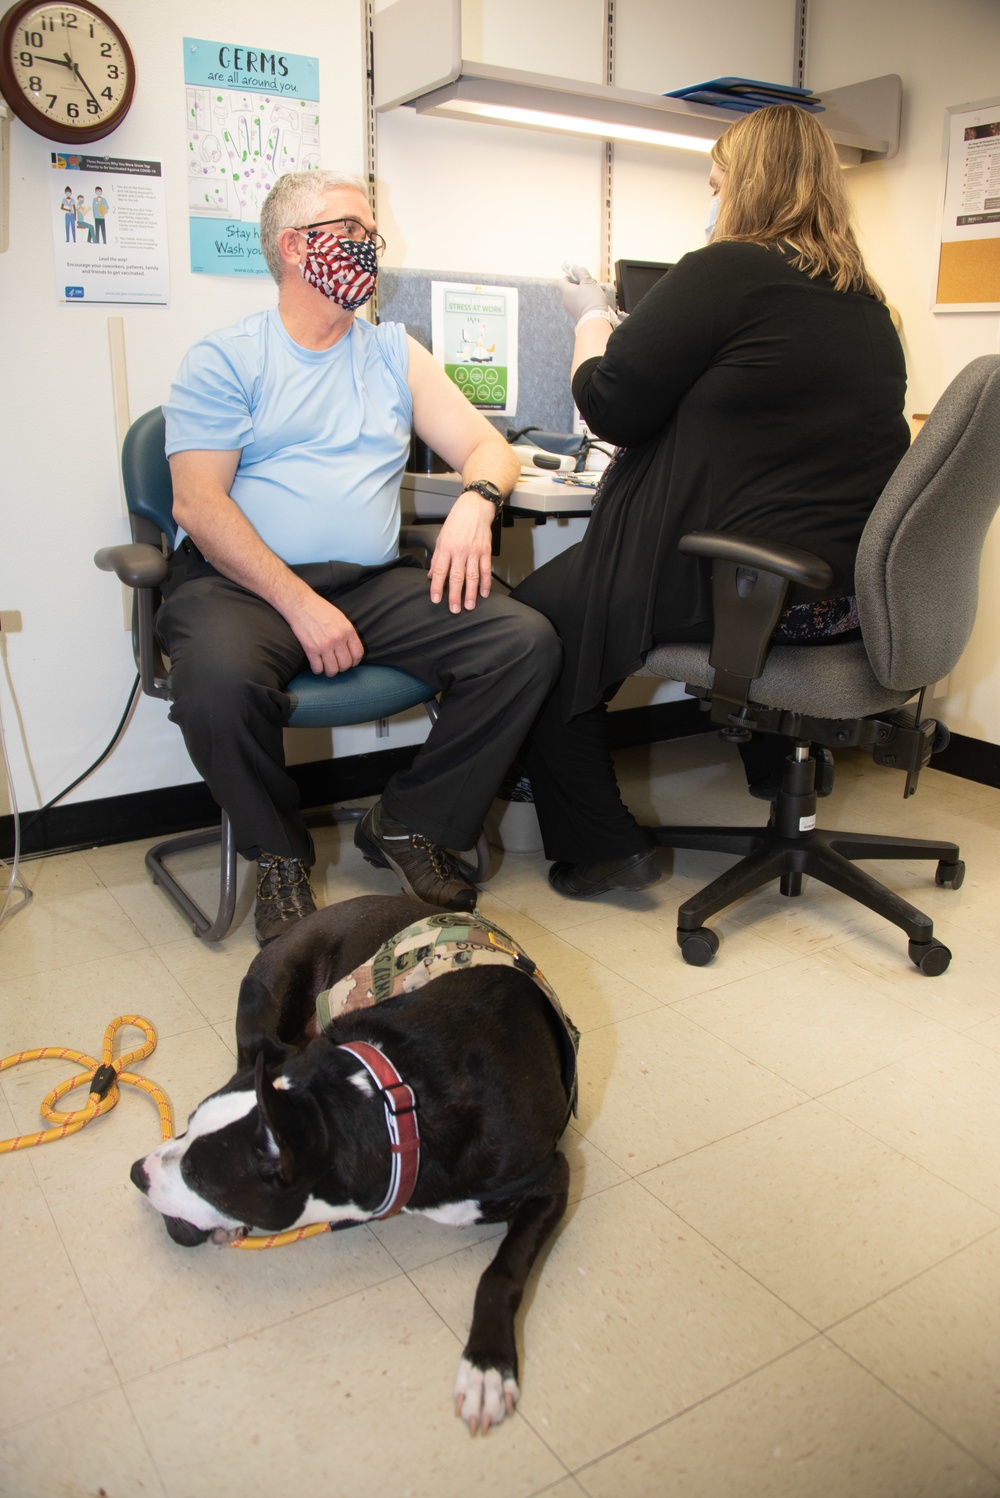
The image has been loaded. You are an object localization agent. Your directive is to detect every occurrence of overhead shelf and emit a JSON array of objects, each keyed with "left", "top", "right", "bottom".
[{"left": 373, "top": 0, "right": 900, "bottom": 165}]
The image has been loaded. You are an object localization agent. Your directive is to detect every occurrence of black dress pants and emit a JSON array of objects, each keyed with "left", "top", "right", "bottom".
[
  {"left": 513, "top": 545, "right": 809, "bottom": 863},
  {"left": 154, "top": 546, "right": 561, "bottom": 863}
]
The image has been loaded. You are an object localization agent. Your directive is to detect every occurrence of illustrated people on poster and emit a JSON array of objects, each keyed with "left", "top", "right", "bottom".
[
  {"left": 61, "top": 186, "right": 76, "bottom": 241},
  {"left": 92, "top": 187, "right": 111, "bottom": 244},
  {"left": 75, "top": 194, "right": 95, "bottom": 243}
]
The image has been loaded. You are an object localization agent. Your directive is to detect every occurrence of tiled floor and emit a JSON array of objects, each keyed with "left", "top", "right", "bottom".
[{"left": 3, "top": 735, "right": 1000, "bottom": 1497}]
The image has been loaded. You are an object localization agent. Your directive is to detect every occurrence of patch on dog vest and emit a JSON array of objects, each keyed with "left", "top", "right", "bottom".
[{"left": 316, "top": 913, "right": 579, "bottom": 1117}]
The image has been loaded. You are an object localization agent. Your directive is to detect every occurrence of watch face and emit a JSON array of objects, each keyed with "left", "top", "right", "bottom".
[{"left": 0, "top": 1, "right": 135, "bottom": 142}]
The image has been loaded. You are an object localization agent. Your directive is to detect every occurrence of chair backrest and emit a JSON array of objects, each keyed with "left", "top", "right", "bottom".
[
  {"left": 857, "top": 355, "right": 1000, "bottom": 691},
  {"left": 121, "top": 406, "right": 176, "bottom": 546}
]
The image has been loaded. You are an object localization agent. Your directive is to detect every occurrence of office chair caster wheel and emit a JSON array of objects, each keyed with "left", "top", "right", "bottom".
[
  {"left": 678, "top": 926, "right": 720, "bottom": 966},
  {"left": 931, "top": 722, "right": 951, "bottom": 753},
  {"left": 934, "top": 859, "right": 965, "bottom": 889},
  {"left": 908, "top": 938, "right": 951, "bottom": 976}
]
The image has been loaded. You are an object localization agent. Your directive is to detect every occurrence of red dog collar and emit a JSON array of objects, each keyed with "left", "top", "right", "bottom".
[{"left": 338, "top": 1041, "right": 420, "bottom": 1218}]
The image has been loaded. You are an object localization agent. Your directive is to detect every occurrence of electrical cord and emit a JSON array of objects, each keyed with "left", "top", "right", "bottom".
[
  {"left": 0, "top": 673, "right": 141, "bottom": 892},
  {"left": 0, "top": 689, "right": 32, "bottom": 928}
]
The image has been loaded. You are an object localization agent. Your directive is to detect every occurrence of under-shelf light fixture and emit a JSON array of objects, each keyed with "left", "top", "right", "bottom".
[{"left": 409, "top": 71, "right": 719, "bottom": 155}]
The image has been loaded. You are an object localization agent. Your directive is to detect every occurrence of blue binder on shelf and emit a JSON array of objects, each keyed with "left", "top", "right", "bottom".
[{"left": 665, "top": 77, "right": 824, "bottom": 113}]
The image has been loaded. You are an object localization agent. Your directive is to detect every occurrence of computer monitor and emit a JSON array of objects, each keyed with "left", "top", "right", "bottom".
[{"left": 614, "top": 258, "right": 674, "bottom": 314}]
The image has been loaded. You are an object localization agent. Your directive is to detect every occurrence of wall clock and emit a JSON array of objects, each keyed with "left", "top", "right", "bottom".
[{"left": 0, "top": 1, "right": 135, "bottom": 144}]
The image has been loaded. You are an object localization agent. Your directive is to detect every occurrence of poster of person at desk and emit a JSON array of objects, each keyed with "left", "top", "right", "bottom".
[{"left": 431, "top": 282, "right": 519, "bottom": 416}]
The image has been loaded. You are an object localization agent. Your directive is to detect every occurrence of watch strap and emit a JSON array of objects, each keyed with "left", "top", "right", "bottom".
[{"left": 462, "top": 480, "right": 505, "bottom": 513}]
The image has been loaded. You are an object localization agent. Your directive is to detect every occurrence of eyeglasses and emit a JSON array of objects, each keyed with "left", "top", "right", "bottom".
[{"left": 295, "top": 217, "right": 387, "bottom": 256}]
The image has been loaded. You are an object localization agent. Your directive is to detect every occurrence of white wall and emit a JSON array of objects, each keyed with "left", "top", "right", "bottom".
[{"left": 2, "top": 0, "right": 999, "bottom": 824}]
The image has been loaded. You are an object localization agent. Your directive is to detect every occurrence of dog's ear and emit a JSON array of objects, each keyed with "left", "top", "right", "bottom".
[{"left": 253, "top": 1051, "right": 302, "bottom": 1183}]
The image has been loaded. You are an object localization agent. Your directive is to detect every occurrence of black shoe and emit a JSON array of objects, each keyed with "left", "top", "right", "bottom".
[
  {"left": 548, "top": 848, "right": 661, "bottom": 898},
  {"left": 254, "top": 853, "right": 317, "bottom": 946},
  {"left": 354, "top": 802, "right": 477, "bottom": 912}
]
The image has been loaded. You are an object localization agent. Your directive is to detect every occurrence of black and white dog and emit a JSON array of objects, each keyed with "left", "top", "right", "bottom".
[{"left": 131, "top": 894, "right": 578, "bottom": 1434}]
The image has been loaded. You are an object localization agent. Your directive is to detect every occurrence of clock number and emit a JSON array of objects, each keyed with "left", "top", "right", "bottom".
[
  {"left": 100, "top": 42, "right": 112, "bottom": 57},
  {"left": 22, "top": 29, "right": 43, "bottom": 46},
  {"left": 28, "top": 73, "right": 42, "bottom": 90},
  {"left": 87, "top": 98, "right": 100, "bottom": 113},
  {"left": 19, "top": 49, "right": 33, "bottom": 65},
  {"left": 67, "top": 101, "right": 78, "bottom": 117},
  {"left": 100, "top": 86, "right": 112, "bottom": 99},
  {"left": 106, "top": 64, "right": 119, "bottom": 78},
  {"left": 61, "top": 12, "right": 78, "bottom": 28},
  {"left": 46, "top": 94, "right": 56, "bottom": 108}
]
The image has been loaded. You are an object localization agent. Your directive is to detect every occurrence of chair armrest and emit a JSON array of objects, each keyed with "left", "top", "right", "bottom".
[
  {"left": 678, "top": 530, "right": 835, "bottom": 723},
  {"left": 94, "top": 542, "right": 168, "bottom": 589},
  {"left": 678, "top": 531, "right": 834, "bottom": 592}
]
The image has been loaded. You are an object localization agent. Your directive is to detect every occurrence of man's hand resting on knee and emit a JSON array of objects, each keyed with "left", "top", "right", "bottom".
[
  {"left": 285, "top": 592, "right": 364, "bottom": 675},
  {"left": 428, "top": 493, "right": 495, "bottom": 613}
]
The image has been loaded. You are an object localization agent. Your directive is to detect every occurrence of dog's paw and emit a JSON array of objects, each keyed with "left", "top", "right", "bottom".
[{"left": 453, "top": 1358, "right": 519, "bottom": 1435}]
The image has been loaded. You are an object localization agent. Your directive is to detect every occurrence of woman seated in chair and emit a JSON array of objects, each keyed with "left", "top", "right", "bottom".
[{"left": 512, "top": 104, "right": 909, "bottom": 898}]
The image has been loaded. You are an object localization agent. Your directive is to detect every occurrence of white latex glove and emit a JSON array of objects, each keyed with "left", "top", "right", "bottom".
[{"left": 559, "top": 264, "right": 616, "bottom": 325}]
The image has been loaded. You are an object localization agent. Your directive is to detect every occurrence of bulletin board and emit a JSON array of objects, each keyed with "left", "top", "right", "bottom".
[{"left": 935, "top": 96, "right": 1000, "bottom": 312}]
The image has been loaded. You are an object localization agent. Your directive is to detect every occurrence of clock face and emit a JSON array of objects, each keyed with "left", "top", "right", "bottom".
[{"left": 0, "top": 1, "right": 135, "bottom": 143}]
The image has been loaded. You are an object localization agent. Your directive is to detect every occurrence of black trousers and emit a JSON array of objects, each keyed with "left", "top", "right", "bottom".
[
  {"left": 511, "top": 544, "right": 790, "bottom": 865},
  {"left": 154, "top": 545, "right": 561, "bottom": 863}
]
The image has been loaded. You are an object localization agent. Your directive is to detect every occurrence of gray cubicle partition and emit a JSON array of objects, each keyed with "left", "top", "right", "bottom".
[{"left": 376, "top": 267, "right": 579, "bottom": 437}]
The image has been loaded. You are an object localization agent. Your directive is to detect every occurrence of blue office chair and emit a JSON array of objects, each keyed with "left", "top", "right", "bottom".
[{"left": 95, "top": 407, "right": 487, "bottom": 941}]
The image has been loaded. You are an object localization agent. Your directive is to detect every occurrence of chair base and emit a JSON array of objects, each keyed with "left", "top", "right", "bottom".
[
  {"left": 146, "top": 809, "right": 493, "bottom": 943},
  {"left": 649, "top": 754, "right": 964, "bottom": 975}
]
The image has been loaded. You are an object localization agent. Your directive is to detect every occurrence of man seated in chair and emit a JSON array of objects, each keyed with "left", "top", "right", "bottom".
[{"left": 158, "top": 169, "right": 560, "bottom": 944}]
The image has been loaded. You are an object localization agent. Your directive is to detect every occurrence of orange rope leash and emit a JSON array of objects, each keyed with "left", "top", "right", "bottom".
[{"left": 0, "top": 1017, "right": 330, "bottom": 1250}]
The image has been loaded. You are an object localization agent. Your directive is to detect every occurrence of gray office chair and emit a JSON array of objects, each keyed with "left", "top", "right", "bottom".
[
  {"left": 639, "top": 354, "right": 1000, "bottom": 975},
  {"left": 95, "top": 407, "right": 488, "bottom": 942}
]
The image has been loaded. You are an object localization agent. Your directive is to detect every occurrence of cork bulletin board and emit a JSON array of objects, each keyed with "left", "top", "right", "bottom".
[{"left": 935, "top": 96, "right": 1000, "bottom": 311}]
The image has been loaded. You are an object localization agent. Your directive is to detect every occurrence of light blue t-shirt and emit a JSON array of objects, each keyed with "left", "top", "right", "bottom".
[{"left": 163, "top": 309, "right": 413, "bottom": 566}]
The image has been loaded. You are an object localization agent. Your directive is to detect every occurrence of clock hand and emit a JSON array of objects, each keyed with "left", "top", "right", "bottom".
[
  {"left": 36, "top": 54, "right": 74, "bottom": 68},
  {"left": 63, "top": 51, "right": 100, "bottom": 106}
]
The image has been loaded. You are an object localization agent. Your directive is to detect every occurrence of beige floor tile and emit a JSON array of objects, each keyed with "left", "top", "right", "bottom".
[
  {"left": 45, "top": 1173, "right": 401, "bottom": 1383},
  {"left": 579, "top": 1006, "right": 806, "bottom": 1173},
  {"left": 577, "top": 1336, "right": 999, "bottom": 1498},
  {"left": 483, "top": 853, "right": 671, "bottom": 935},
  {"left": 125, "top": 1275, "right": 567, "bottom": 1497},
  {"left": 0, "top": 947, "right": 209, "bottom": 1059},
  {"left": 824, "top": 1032, "right": 1000, "bottom": 1211},
  {"left": 0, "top": 1386, "right": 166, "bottom": 1498},
  {"left": 671, "top": 952, "right": 953, "bottom": 1094},
  {"left": 7, "top": 1023, "right": 238, "bottom": 1203},
  {"left": 512, "top": 927, "right": 666, "bottom": 1031},
  {"left": 0, "top": 882, "right": 150, "bottom": 981},
  {"left": 4, "top": 746, "right": 999, "bottom": 1496},
  {"left": 0, "top": 1170, "right": 119, "bottom": 1431},
  {"left": 823, "top": 925, "right": 1000, "bottom": 1030},
  {"left": 562, "top": 908, "right": 796, "bottom": 1004},
  {"left": 641, "top": 1101, "right": 998, "bottom": 1326},
  {"left": 968, "top": 1012, "right": 1000, "bottom": 1052},
  {"left": 829, "top": 1231, "right": 1000, "bottom": 1476},
  {"left": 411, "top": 1180, "right": 812, "bottom": 1470},
  {"left": 13, "top": 849, "right": 108, "bottom": 898},
  {"left": 368, "top": 1209, "right": 506, "bottom": 1273},
  {"left": 153, "top": 928, "right": 260, "bottom": 1029}
]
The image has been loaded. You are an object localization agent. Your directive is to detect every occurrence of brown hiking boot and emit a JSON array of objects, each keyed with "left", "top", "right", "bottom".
[
  {"left": 254, "top": 853, "right": 317, "bottom": 946},
  {"left": 354, "top": 802, "right": 477, "bottom": 911}
]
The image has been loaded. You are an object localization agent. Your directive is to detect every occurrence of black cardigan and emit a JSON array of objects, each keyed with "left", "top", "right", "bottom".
[{"left": 559, "top": 239, "right": 908, "bottom": 715}]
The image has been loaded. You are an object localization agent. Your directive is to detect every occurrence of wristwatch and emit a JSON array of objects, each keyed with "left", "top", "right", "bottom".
[{"left": 462, "top": 479, "right": 505, "bottom": 515}]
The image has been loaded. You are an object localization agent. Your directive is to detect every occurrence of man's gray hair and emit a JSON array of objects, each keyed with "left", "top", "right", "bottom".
[{"left": 259, "top": 170, "right": 370, "bottom": 284}]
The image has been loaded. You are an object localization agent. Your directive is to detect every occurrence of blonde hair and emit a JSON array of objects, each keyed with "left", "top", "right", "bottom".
[
  {"left": 259, "top": 170, "right": 370, "bottom": 283},
  {"left": 710, "top": 105, "right": 884, "bottom": 300}
]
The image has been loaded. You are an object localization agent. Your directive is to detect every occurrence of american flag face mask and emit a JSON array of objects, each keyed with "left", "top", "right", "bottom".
[{"left": 299, "top": 231, "right": 378, "bottom": 309}]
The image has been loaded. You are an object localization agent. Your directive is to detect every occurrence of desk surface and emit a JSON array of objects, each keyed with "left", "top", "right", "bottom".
[{"left": 401, "top": 470, "right": 596, "bottom": 519}]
